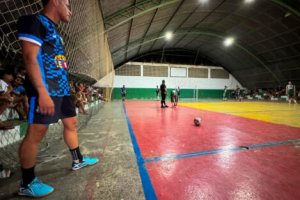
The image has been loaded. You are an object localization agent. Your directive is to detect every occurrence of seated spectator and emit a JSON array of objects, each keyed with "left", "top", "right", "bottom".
[
  {"left": 0, "top": 164, "right": 11, "bottom": 179},
  {"left": 15, "top": 67, "right": 26, "bottom": 80},
  {"left": 263, "top": 89, "right": 272, "bottom": 100},
  {"left": 83, "top": 85, "right": 92, "bottom": 103},
  {"left": 10, "top": 75, "right": 28, "bottom": 120},
  {"left": 0, "top": 69, "right": 28, "bottom": 120},
  {"left": 69, "top": 81, "right": 76, "bottom": 94},
  {"left": 97, "top": 91, "right": 108, "bottom": 102},
  {"left": 75, "top": 83, "right": 88, "bottom": 114},
  {"left": 0, "top": 69, "right": 14, "bottom": 129},
  {"left": 78, "top": 83, "right": 88, "bottom": 104}
]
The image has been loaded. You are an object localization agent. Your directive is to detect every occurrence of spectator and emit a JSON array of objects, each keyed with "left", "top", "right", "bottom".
[
  {"left": 0, "top": 69, "right": 15, "bottom": 129},
  {"left": 11, "top": 74, "right": 28, "bottom": 120},
  {"left": 0, "top": 164, "right": 11, "bottom": 179},
  {"left": 97, "top": 91, "right": 108, "bottom": 102},
  {"left": 75, "top": 83, "right": 88, "bottom": 114},
  {"left": 82, "top": 84, "right": 91, "bottom": 103},
  {"left": 16, "top": 67, "right": 26, "bottom": 80},
  {"left": 86, "top": 86, "right": 94, "bottom": 102},
  {"left": 69, "top": 81, "right": 76, "bottom": 96}
]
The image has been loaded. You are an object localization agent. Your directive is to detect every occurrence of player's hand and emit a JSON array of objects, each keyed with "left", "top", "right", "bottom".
[
  {"left": 5, "top": 96, "right": 14, "bottom": 102},
  {"left": 38, "top": 93, "right": 55, "bottom": 116}
]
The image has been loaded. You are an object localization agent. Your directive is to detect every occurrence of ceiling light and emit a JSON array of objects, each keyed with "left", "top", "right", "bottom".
[
  {"left": 284, "top": 12, "right": 291, "bottom": 18},
  {"left": 224, "top": 37, "right": 235, "bottom": 47},
  {"left": 199, "top": 0, "right": 209, "bottom": 3},
  {"left": 165, "top": 31, "right": 173, "bottom": 40},
  {"left": 244, "top": 0, "right": 255, "bottom": 3}
]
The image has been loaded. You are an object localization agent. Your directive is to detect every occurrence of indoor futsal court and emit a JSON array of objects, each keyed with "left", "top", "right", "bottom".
[
  {"left": 123, "top": 100, "right": 300, "bottom": 200},
  {"left": 1, "top": 0, "right": 300, "bottom": 199}
]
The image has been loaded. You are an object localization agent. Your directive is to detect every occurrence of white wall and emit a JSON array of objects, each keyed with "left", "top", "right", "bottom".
[{"left": 114, "top": 62, "right": 242, "bottom": 90}]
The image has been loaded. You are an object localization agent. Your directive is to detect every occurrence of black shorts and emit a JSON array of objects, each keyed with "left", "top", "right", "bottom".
[
  {"left": 288, "top": 90, "right": 294, "bottom": 98},
  {"left": 161, "top": 93, "right": 166, "bottom": 101},
  {"left": 27, "top": 95, "right": 76, "bottom": 125}
]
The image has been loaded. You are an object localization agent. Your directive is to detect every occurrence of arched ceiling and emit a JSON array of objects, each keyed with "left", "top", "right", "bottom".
[{"left": 100, "top": 0, "right": 300, "bottom": 88}]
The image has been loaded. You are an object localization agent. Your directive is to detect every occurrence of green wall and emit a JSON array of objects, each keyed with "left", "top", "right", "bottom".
[{"left": 112, "top": 88, "right": 233, "bottom": 99}]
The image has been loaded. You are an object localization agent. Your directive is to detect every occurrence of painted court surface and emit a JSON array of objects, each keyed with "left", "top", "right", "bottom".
[{"left": 123, "top": 101, "right": 300, "bottom": 200}]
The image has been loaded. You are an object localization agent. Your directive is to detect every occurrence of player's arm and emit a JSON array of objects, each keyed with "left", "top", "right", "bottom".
[
  {"left": 0, "top": 94, "right": 13, "bottom": 102},
  {"left": 21, "top": 41, "right": 54, "bottom": 116}
]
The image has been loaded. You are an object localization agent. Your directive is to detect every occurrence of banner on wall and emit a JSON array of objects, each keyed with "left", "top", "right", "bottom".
[{"left": 170, "top": 67, "right": 187, "bottom": 77}]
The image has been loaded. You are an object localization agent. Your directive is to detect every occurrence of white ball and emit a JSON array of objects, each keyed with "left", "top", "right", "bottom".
[{"left": 194, "top": 117, "right": 201, "bottom": 126}]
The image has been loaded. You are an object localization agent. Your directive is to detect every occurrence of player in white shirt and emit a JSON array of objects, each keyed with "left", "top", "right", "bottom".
[{"left": 286, "top": 81, "right": 297, "bottom": 104}]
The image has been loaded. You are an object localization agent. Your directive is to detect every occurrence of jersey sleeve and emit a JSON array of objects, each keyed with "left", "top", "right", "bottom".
[
  {"left": 0, "top": 80, "right": 8, "bottom": 93},
  {"left": 17, "top": 15, "right": 46, "bottom": 46}
]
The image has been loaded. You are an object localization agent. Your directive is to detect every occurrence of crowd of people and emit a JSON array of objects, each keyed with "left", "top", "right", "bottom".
[
  {"left": 0, "top": 65, "right": 107, "bottom": 130},
  {"left": 0, "top": 67, "right": 28, "bottom": 129},
  {"left": 233, "top": 82, "right": 299, "bottom": 104},
  {"left": 69, "top": 81, "right": 107, "bottom": 115}
]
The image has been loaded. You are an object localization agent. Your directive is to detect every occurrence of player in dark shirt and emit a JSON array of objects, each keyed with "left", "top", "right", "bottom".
[
  {"left": 235, "top": 86, "right": 242, "bottom": 101},
  {"left": 17, "top": 0, "right": 98, "bottom": 197},
  {"left": 121, "top": 85, "right": 126, "bottom": 101},
  {"left": 160, "top": 80, "right": 168, "bottom": 108}
]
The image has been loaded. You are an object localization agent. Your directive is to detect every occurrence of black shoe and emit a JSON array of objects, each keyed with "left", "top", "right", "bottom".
[
  {"left": 161, "top": 106, "right": 164, "bottom": 108},
  {"left": 165, "top": 105, "right": 169, "bottom": 108}
]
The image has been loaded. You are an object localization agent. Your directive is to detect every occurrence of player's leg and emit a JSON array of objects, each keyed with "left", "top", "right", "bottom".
[
  {"left": 18, "top": 124, "right": 54, "bottom": 197},
  {"left": 61, "top": 96, "right": 99, "bottom": 170}
]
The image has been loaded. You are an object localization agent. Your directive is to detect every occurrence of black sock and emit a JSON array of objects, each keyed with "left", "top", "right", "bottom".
[
  {"left": 70, "top": 147, "right": 83, "bottom": 163},
  {"left": 21, "top": 166, "right": 35, "bottom": 187}
]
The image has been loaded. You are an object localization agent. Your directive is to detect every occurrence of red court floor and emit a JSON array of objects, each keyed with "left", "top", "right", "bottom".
[{"left": 124, "top": 101, "right": 300, "bottom": 200}]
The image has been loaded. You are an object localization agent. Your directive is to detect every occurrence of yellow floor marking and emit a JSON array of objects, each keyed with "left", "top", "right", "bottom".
[{"left": 180, "top": 102, "right": 300, "bottom": 128}]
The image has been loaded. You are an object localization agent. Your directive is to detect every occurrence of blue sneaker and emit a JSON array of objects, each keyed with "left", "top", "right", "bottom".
[
  {"left": 72, "top": 156, "right": 99, "bottom": 170},
  {"left": 18, "top": 177, "right": 54, "bottom": 197}
]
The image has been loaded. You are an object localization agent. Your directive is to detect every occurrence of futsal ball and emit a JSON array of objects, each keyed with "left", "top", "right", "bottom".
[{"left": 194, "top": 117, "right": 201, "bottom": 126}]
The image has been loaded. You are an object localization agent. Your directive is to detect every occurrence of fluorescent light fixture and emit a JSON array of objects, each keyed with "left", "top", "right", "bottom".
[
  {"left": 284, "top": 12, "right": 291, "bottom": 17},
  {"left": 199, "top": 0, "right": 209, "bottom": 3},
  {"left": 224, "top": 37, "right": 235, "bottom": 47},
  {"left": 244, "top": 0, "right": 255, "bottom": 3},
  {"left": 165, "top": 31, "right": 173, "bottom": 40}
]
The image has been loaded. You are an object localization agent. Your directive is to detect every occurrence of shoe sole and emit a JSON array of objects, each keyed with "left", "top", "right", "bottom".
[
  {"left": 18, "top": 189, "right": 54, "bottom": 198},
  {"left": 72, "top": 160, "right": 99, "bottom": 171}
]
